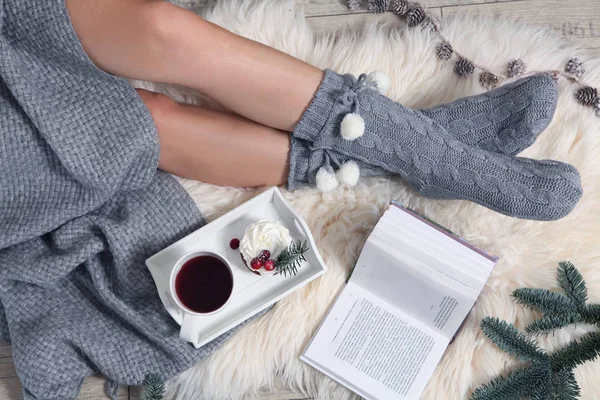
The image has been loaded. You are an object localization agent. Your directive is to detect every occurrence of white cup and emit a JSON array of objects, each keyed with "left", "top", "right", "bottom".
[{"left": 169, "top": 250, "right": 234, "bottom": 344}]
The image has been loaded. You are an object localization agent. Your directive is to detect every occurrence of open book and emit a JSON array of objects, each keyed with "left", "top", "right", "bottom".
[{"left": 301, "top": 202, "right": 497, "bottom": 400}]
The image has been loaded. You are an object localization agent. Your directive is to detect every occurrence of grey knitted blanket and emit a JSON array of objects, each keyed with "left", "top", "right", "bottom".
[{"left": 0, "top": 1, "right": 256, "bottom": 398}]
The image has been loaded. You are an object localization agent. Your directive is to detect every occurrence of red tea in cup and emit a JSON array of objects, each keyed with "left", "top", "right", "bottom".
[{"left": 174, "top": 254, "right": 233, "bottom": 314}]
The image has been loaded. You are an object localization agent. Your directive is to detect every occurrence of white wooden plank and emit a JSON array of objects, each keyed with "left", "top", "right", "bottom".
[
  {"left": 307, "top": 7, "right": 442, "bottom": 33},
  {"left": 300, "top": 0, "right": 519, "bottom": 18},
  {"left": 441, "top": 0, "right": 600, "bottom": 49}
]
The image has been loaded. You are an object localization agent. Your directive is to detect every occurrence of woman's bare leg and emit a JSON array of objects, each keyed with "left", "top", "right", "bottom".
[
  {"left": 67, "top": 0, "right": 323, "bottom": 132},
  {"left": 137, "top": 90, "right": 290, "bottom": 186}
]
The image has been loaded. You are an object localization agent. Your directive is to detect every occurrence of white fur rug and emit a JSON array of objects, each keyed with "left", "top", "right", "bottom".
[{"left": 138, "top": 1, "right": 600, "bottom": 398}]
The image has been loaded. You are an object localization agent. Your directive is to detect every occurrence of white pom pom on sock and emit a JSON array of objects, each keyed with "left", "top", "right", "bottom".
[
  {"left": 336, "top": 161, "right": 360, "bottom": 186},
  {"left": 367, "top": 71, "right": 390, "bottom": 95},
  {"left": 315, "top": 167, "right": 339, "bottom": 192},
  {"left": 340, "top": 113, "right": 365, "bottom": 140}
]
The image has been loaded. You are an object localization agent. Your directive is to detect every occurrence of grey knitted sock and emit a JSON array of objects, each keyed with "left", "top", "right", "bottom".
[
  {"left": 288, "top": 70, "right": 582, "bottom": 221},
  {"left": 289, "top": 74, "right": 558, "bottom": 185},
  {"left": 421, "top": 74, "right": 558, "bottom": 155}
]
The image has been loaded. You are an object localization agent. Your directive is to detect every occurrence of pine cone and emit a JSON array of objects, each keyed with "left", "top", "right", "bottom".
[
  {"left": 346, "top": 0, "right": 362, "bottom": 10},
  {"left": 421, "top": 17, "right": 438, "bottom": 32},
  {"left": 507, "top": 59, "right": 526, "bottom": 78},
  {"left": 406, "top": 5, "right": 426, "bottom": 27},
  {"left": 436, "top": 42, "right": 453, "bottom": 61},
  {"left": 575, "top": 86, "right": 598, "bottom": 106},
  {"left": 368, "top": 0, "right": 389, "bottom": 13},
  {"left": 565, "top": 58, "right": 585, "bottom": 78},
  {"left": 594, "top": 99, "right": 600, "bottom": 117},
  {"left": 455, "top": 58, "right": 475, "bottom": 77},
  {"left": 390, "top": 0, "right": 409, "bottom": 15},
  {"left": 479, "top": 72, "right": 500, "bottom": 90}
]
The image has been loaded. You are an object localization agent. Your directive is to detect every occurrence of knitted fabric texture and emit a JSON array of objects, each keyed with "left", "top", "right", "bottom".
[
  {"left": 288, "top": 70, "right": 582, "bottom": 221},
  {"left": 420, "top": 75, "right": 558, "bottom": 155},
  {"left": 289, "top": 72, "right": 561, "bottom": 182},
  {"left": 0, "top": 2, "right": 263, "bottom": 398}
]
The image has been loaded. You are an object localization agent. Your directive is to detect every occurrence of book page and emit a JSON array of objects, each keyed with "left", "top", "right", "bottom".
[
  {"left": 350, "top": 240, "right": 476, "bottom": 339},
  {"left": 302, "top": 282, "right": 448, "bottom": 400},
  {"left": 388, "top": 203, "right": 497, "bottom": 269},
  {"left": 371, "top": 220, "right": 490, "bottom": 290},
  {"left": 371, "top": 206, "right": 495, "bottom": 288}
]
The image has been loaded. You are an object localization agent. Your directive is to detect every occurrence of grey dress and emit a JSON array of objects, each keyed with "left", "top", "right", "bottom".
[{"left": 0, "top": 1, "right": 258, "bottom": 398}]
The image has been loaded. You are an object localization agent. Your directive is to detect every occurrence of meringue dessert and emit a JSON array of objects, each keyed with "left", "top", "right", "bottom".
[{"left": 239, "top": 220, "right": 292, "bottom": 276}]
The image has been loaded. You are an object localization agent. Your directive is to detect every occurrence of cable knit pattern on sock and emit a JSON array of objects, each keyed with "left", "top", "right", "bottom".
[
  {"left": 288, "top": 69, "right": 582, "bottom": 221},
  {"left": 421, "top": 75, "right": 558, "bottom": 155},
  {"left": 289, "top": 73, "right": 559, "bottom": 187}
]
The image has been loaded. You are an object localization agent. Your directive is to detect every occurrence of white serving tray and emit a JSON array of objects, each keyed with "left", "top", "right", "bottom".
[{"left": 146, "top": 187, "right": 327, "bottom": 348}]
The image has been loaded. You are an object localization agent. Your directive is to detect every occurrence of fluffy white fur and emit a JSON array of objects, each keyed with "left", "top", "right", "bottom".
[
  {"left": 340, "top": 113, "right": 366, "bottom": 140},
  {"left": 137, "top": 1, "right": 600, "bottom": 398}
]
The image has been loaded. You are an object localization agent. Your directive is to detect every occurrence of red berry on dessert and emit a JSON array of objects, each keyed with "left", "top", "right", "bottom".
[
  {"left": 264, "top": 260, "right": 275, "bottom": 271},
  {"left": 250, "top": 258, "right": 263, "bottom": 270},
  {"left": 259, "top": 250, "right": 271, "bottom": 261}
]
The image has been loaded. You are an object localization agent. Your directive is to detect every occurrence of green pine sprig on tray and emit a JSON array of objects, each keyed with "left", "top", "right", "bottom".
[
  {"left": 275, "top": 239, "right": 309, "bottom": 277},
  {"left": 471, "top": 261, "right": 600, "bottom": 400},
  {"left": 142, "top": 374, "right": 165, "bottom": 400}
]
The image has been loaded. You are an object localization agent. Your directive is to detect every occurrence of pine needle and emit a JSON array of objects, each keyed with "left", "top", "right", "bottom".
[
  {"left": 474, "top": 262, "right": 599, "bottom": 400},
  {"left": 513, "top": 288, "right": 576, "bottom": 315},
  {"left": 583, "top": 304, "right": 600, "bottom": 325},
  {"left": 525, "top": 313, "right": 582, "bottom": 335},
  {"left": 480, "top": 318, "right": 547, "bottom": 363},
  {"left": 554, "top": 369, "right": 581, "bottom": 400},
  {"left": 142, "top": 374, "right": 165, "bottom": 400},
  {"left": 550, "top": 332, "right": 600, "bottom": 371},
  {"left": 275, "top": 240, "right": 308, "bottom": 277},
  {"left": 530, "top": 370, "right": 553, "bottom": 400},
  {"left": 470, "top": 367, "right": 544, "bottom": 400},
  {"left": 557, "top": 261, "right": 587, "bottom": 307}
]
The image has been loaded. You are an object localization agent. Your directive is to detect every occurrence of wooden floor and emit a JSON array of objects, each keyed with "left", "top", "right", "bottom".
[
  {"left": 302, "top": 0, "right": 600, "bottom": 53},
  {"left": 2, "top": 0, "right": 598, "bottom": 399}
]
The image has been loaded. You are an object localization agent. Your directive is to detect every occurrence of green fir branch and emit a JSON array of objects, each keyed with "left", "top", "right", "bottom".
[
  {"left": 554, "top": 369, "right": 581, "bottom": 400},
  {"left": 557, "top": 261, "right": 587, "bottom": 308},
  {"left": 530, "top": 370, "right": 553, "bottom": 400},
  {"left": 275, "top": 239, "right": 308, "bottom": 277},
  {"left": 525, "top": 313, "right": 582, "bottom": 336},
  {"left": 142, "top": 374, "right": 165, "bottom": 400},
  {"left": 473, "top": 262, "right": 599, "bottom": 400},
  {"left": 583, "top": 304, "right": 600, "bottom": 325},
  {"left": 513, "top": 288, "right": 576, "bottom": 315},
  {"left": 480, "top": 317, "right": 547, "bottom": 363},
  {"left": 550, "top": 332, "right": 600, "bottom": 371},
  {"left": 470, "top": 366, "right": 545, "bottom": 400}
]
